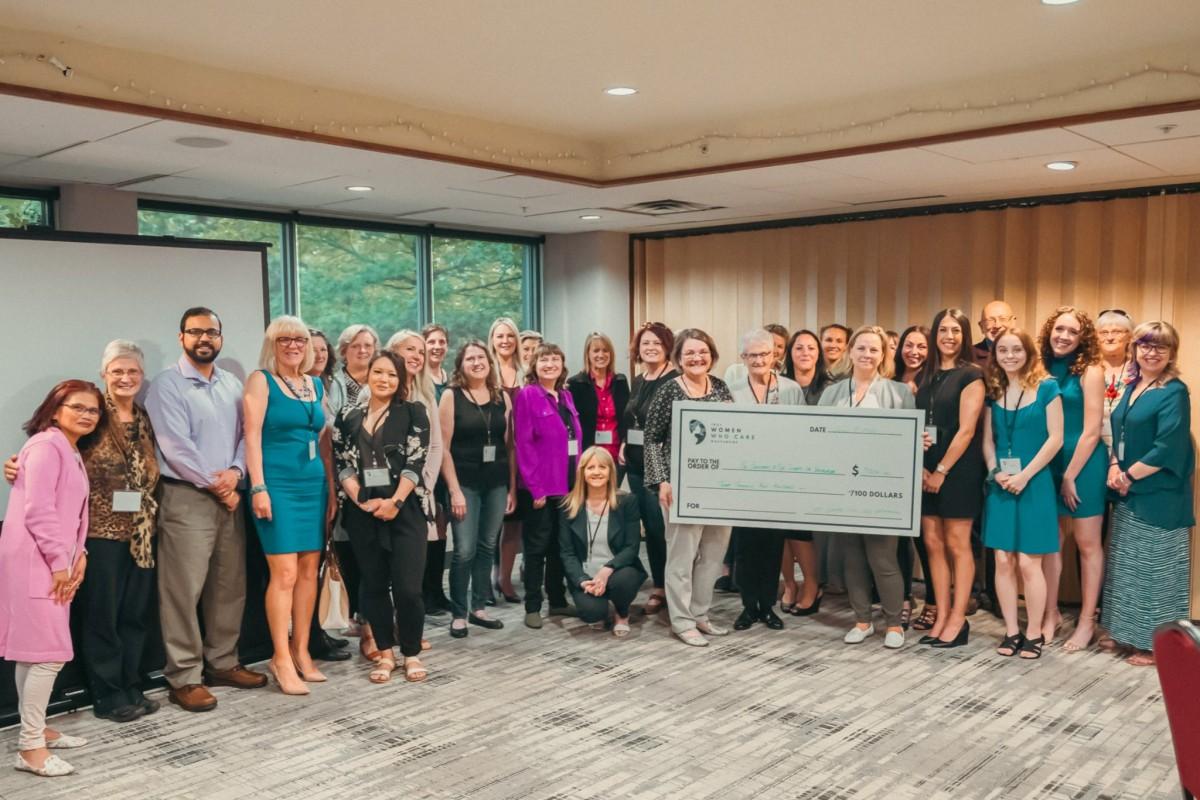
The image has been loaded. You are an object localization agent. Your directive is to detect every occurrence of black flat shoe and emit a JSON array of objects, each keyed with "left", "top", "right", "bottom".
[
  {"left": 790, "top": 593, "right": 822, "bottom": 616},
  {"left": 95, "top": 704, "right": 145, "bottom": 723},
  {"left": 137, "top": 696, "right": 161, "bottom": 715},
  {"left": 929, "top": 621, "right": 970, "bottom": 649},
  {"left": 469, "top": 613, "right": 504, "bottom": 630},
  {"left": 733, "top": 610, "right": 757, "bottom": 630},
  {"left": 310, "top": 646, "right": 352, "bottom": 662},
  {"left": 450, "top": 624, "right": 468, "bottom": 639},
  {"left": 322, "top": 632, "right": 349, "bottom": 650},
  {"left": 501, "top": 591, "right": 521, "bottom": 603},
  {"left": 761, "top": 610, "right": 785, "bottom": 630}
]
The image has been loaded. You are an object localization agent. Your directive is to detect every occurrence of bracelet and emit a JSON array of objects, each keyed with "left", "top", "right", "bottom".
[
  {"left": 1123, "top": 470, "right": 1135, "bottom": 483},
  {"left": 250, "top": 483, "right": 268, "bottom": 496}
]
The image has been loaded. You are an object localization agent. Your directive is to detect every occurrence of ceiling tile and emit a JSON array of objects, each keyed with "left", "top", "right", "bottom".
[
  {"left": 456, "top": 174, "right": 573, "bottom": 199},
  {"left": 1112, "top": 136, "right": 1200, "bottom": 175},
  {"left": 1066, "top": 110, "right": 1200, "bottom": 147},
  {"left": 923, "top": 128, "right": 1106, "bottom": 164},
  {"left": 0, "top": 95, "right": 158, "bottom": 157}
]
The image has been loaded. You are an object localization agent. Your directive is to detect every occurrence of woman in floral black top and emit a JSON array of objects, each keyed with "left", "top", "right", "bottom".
[
  {"left": 333, "top": 352, "right": 431, "bottom": 684},
  {"left": 643, "top": 328, "right": 734, "bottom": 647}
]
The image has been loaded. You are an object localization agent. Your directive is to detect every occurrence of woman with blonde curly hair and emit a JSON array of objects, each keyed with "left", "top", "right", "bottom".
[
  {"left": 982, "top": 327, "right": 1063, "bottom": 660},
  {"left": 1038, "top": 306, "right": 1108, "bottom": 651}
]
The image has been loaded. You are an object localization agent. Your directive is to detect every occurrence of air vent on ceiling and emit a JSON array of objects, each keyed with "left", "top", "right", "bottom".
[{"left": 613, "top": 199, "right": 725, "bottom": 216}]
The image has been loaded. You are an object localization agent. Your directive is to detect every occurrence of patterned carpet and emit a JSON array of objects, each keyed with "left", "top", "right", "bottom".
[{"left": 0, "top": 587, "right": 1182, "bottom": 800}]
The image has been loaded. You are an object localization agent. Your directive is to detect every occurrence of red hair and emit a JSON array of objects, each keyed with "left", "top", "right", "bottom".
[{"left": 23, "top": 379, "right": 106, "bottom": 442}]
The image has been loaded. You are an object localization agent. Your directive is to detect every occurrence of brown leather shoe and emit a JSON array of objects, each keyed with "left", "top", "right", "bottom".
[
  {"left": 168, "top": 684, "right": 217, "bottom": 712},
  {"left": 203, "top": 665, "right": 268, "bottom": 689}
]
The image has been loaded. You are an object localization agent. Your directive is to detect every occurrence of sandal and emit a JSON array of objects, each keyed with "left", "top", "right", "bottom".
[
  {"left": 899, "top": 603, "right": 913, "bottom": 631},
  {"left": 1018, "top": 636, "right": 1045, "bottom": 660},
  {"left": 1125, "top": 650, "right": 1155, "bottom": 667},
  {"left": 403, "top": 657, "right": 428, "bottom": 682},
  {"left": 996, "top": 632, "right": 1025, "bottom": 657},
  {"left": 911, "top": 605, "right": 937, "bottom": 631},
  {"left": 360, "top": 634, "right": 383, "bottom": 663},
  {"left": 643, "top": 594, "right": 666, "bottom": 616},
  {"left": 369, "top": 653, "right": 396, "bottom": 684}
]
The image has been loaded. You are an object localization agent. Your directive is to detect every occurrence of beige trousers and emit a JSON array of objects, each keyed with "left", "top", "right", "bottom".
[
  {"left": 664, "top": 523, "right": 732, "bottom": 634},
  {"left": 15, "top": 661, "right": 64, "bottom": 750},
  {"left": 157, "top": 482, "right": 247, "bottom": 687}
]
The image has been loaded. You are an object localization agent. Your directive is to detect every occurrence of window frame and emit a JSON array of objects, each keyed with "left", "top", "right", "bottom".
[
  {"left": 137, "top": 200, "right": 543, "bottom": 330},
  {"left": 0, "top": 186, "right": 56, "bottom": 230}
]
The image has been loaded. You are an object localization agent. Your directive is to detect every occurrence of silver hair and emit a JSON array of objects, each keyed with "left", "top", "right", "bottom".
[
  {"left": 739, "top": 328, "right": 774, "bottom": 355},
  {"left": 336, "top": 324, "right": 381, "bottom": 357},
  {"left": 1096, "top": 310, "right": 1134, "bottom": 331},
  {"left": 100, "top": 339, "right": 145, "bottom": 374}
]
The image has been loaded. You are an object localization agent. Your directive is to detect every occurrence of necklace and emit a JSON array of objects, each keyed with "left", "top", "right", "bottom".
[{"left": 681, "top": 374, "right": 710, "bottom": 398}]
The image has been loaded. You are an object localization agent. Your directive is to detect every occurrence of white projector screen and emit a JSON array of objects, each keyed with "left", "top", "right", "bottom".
[{"left": 0, "top": 232, "right": 268, "bottom": 512}]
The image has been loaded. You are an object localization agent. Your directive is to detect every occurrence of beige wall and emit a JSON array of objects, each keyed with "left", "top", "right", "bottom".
[
  {"left": 634, "top": 192, "right": 1200, "bottom": 611},
  {"left": 544, "top": 231, "right": 631, "bottom": 376}
]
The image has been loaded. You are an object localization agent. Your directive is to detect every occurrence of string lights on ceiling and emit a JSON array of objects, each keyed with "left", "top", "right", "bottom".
[{"left": 1, "top": 51, "right": 1197, "bottom": 170}]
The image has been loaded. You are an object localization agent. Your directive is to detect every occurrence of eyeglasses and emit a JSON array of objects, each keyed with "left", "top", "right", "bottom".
[
  {"left": 743, "top": 351, "right": 773, "bottom": 361},
  {"left": 62, "top": 403, "right": 101, "bottom": 417},
  {"left": 105, "top": 368, "right": 143, "bottom": 378},
  {"left": 982, "top": 316, "right": 1014, "bottom": 326},
  {"left": 184, "top": 328, "right": 223, "bottom": 339},
  {"left": 1136, "top": 342, "right": 1171, "bottom": 355},
  {"left": 277, "top": 336, "right": 309, "bottom": 348}
]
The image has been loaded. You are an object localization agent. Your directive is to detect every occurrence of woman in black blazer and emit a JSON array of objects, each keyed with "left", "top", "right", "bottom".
[
  {"left": 333, "top": 352, "right": 431, "bottom": 684},
  {"left": 557, "top": 447, "right": 645, "bottom": 637},
  {"left": 567, "top": 332, "right": 630, "bottom": 482}
]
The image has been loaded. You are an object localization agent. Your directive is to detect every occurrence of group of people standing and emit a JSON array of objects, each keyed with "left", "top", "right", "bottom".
[{"left": 0, "top": 300, "right": 1192, "bottom": 778}]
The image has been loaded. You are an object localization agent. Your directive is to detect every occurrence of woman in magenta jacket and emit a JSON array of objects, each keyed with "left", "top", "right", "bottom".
[
  {"left": 0, "top": 380, "right": 101, "bottom": 777},
  {"left": 514, "top": 343, "right": 582, "bottom": 629}
]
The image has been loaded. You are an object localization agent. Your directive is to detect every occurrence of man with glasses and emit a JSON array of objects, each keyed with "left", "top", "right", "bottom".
[
  {"left": 145, "top": 307, "right": 266, "bottom": 712},
  {"left": 972, "top": 300, "right": 1016, "bottom": 367}
]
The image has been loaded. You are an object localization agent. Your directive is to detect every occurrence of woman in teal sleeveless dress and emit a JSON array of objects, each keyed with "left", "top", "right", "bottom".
[
  {"left": 982, "top": 328, "right": 1064, "bottom": 660},
  {"left": 245, "top": 318, "right": 330, "bottom": 695},
  {"left": 1040, "top": 307, "right": 1107, "bottom": 652}
]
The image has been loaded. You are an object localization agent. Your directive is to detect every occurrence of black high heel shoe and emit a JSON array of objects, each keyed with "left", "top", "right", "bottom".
[
  {"left": 929, "top": 620, "right": 970, "bottom": 649},
  {"left": 790, "top": 592, "right": 822, "bottom": 617}
]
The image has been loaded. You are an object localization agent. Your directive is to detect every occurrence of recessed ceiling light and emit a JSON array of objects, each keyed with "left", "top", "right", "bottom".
[
  {"left": 1045, "top": 161, "right": 1078, "bottom": 171},
  {"left": 174, "top": 136, "right": 229, "bottom": 149},
  {"left": 345, "top": 185, "right": 374, "bottom": 192},
  {"left": 580, "top": 214, "right": 602, "bottom": 220},
  {"left": 1041, "top": 0, "right": 1080, "bottom": 5},
  {"left": 604, "top": 87, "right": 638, "bottom": 96}
]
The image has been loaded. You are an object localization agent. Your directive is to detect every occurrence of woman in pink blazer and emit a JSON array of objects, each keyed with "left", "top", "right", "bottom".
[{"left": 0, "top": 379, "right": 101, "bottom": 778}]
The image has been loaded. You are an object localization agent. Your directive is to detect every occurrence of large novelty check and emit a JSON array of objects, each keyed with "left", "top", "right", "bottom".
[{"left": 669, "top": 402, "right": 924, "bottom": 537}]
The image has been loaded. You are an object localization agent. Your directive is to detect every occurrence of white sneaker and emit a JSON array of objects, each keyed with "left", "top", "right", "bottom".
[
  {"left": 696, "top": 620, "right": 729, "bottom": 636},
  {"left": 883, "top": 629, "right": 906, "bottom": 649},
  {"left": 843, "top": 624, "right": 875, "bottom": 644},
  {"left": 46, "top": 733, "right": 87, "bottom": 749},
  {"left": 14, "top": 753, "right": 74, "bottom": 777}
]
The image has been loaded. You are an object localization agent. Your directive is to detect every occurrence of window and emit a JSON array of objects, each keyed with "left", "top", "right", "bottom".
[
  {"left": 297, "top": 223, "right": 419, "bottom": 345},
  {"left": 137, "top": 208, "right": 287, "bottom": 317},
  {"left": 431, "top": 237, "right": 529, "bottom": 344},
  {"left": 0, "top": 193, "right": 51, "bottom": 229}
]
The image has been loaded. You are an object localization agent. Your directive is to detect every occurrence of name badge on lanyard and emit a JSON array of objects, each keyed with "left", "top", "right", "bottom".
[
  {"left": 308, "top": 439, "right": 318, "bottom": 461},
  {"left": 1116, "top": 440, "right": 1124, "bottom": 461},
  {"left": 999, "top": 457, "right": 1022, "bottom": 475},
  {"left": 363, "top": 467, "right": 391, "bottom": 487},
  {"left": 626, "top": 428, "right": 644, "bottom": 446},
  {"left": 595, "top": 430, "right": 614, "bottom": 445},
  {"left": 112, "top": 490, "right": 142, "bottom": 513},
  {"left": 567, "top": 439, "right": 579, "bottom": 457},
  {"left": 482, "top": 445, "right": 497, "bottom": 463},
  {"left": 924, "top": 425, "right": 939, "bottom": 445}
]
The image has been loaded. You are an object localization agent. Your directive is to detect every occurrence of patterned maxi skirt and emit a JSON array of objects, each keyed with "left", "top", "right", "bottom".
[{"left": 1100, "top": 503, "right": 1191, "bottom": 651}]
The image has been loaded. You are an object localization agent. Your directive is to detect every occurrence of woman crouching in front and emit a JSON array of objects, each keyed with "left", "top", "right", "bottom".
[{"left": 557, "top": 447, "right": 646, "bottom": 637}]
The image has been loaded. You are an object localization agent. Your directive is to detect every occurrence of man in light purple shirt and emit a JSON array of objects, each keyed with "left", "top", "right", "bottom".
[{"left": 144, "top": 307, "right": 266, "bottom": 712}]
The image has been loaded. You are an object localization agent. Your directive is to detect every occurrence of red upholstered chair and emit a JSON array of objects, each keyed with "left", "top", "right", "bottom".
[{"left": 1154, "top": 620, "right": 1200, "bottom": 800}]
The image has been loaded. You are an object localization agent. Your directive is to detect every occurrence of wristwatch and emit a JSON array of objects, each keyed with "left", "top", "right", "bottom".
[
  {"left": 935, "top": 463, "right": 949, "bottom": 475},
  {"left": 231, "top": 466, "right": 244, "bottom": 481}
]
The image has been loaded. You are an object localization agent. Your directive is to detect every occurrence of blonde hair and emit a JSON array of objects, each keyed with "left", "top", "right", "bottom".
[
  {"left": 562, "top": 447, "right": 619, "bottom": 518},
  {"left": 582, "top": 331, "right": 616, "bottom": 376},
  {"left": 1131, "top": 320, "right": 1182, "bottom": 381},
  {"left": 985, "top": 327, "right": 1049, "bottom": 398},
  {"left": 831, "top": 326, "right": 894, "bottom": 379},
  {"left": 387, "top": 329, "right": 437, "bottom": 411},
  {"left": 488, "top": 317, "right": 525, "bottom": 384},
  {"left": 260, "top": 315, "right": 315, "bottom": 374}
]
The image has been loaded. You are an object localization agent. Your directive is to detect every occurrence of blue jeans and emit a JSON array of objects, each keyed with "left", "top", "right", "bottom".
[{"left": 449, "top": 484, "right": 508, "bottom": 618}]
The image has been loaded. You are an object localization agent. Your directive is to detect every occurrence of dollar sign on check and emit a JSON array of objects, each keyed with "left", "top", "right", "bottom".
[{"left": 852, "top": 465, "right": 859, "bottom": 477}]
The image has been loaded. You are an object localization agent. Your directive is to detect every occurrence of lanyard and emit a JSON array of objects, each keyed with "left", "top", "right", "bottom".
[
  {"left": 587, "top": 500, "right": 609, "bottom": 560},
  {"left": 362, "top": 406, "right": 391, "bottom": 468},
  {"left": 849, "top": 377, "right": 874, "bottom": 408},
  {"left": 681, "top": 375, "right": 710, "bottom": 399},
  {"left": 277, "top": 373, "right": 318, "bottom": 434},
  {"left": 1001, "top": 387, "right": 1025, "bottom": 457},
  {"left": 747, "top": 373, "right": 776, "bottom": 405},
  {"left": 464, "top": 386, "right": 495, "bottom": 445},
  {"left": 106, "top": 405, "right": 147, "bottom": 492}
]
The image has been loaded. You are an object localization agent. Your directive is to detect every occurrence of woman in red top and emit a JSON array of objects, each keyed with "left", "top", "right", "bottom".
[{"left": 567, "top": 332, "right": 630, "bottom": 483}]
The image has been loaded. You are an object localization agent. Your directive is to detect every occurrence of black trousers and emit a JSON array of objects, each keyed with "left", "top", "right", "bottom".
[
  {"left": 343, "top": 499, "right": 427, "bottom": 657},
  {"left": 332, "top": 538, "right": 361, "bottom": 618},
  {"left": 521, "top": 497, "right": 569, "bottom": 613},
  {"left": 733, "top": 528, "right": 784, "bottom": 615},
  {"left": 422, "top": 538, "right": 449, "bottom": 603},
  {"left": 568, "top": 566, "right": 646, "bottom": 622},
  {"left": 627, "top": 470, "right": 667, "bottom": 588},
  {"left": 79, "top": 538, "right": 155, "bottom": 713}
]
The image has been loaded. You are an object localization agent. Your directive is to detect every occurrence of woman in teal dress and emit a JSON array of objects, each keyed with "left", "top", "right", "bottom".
[
  {"left": 245, "top": 316, "right": 329, "bottom": 695},
  {"left": 982, "top": 328, "right": 1064, "bottom": 660},
  {"left": 1039, "top": 306, "right": 1108, "bottom": 652},
  {"left": 1104, "top": 321, "right": 1194, "bottom": 667}
]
